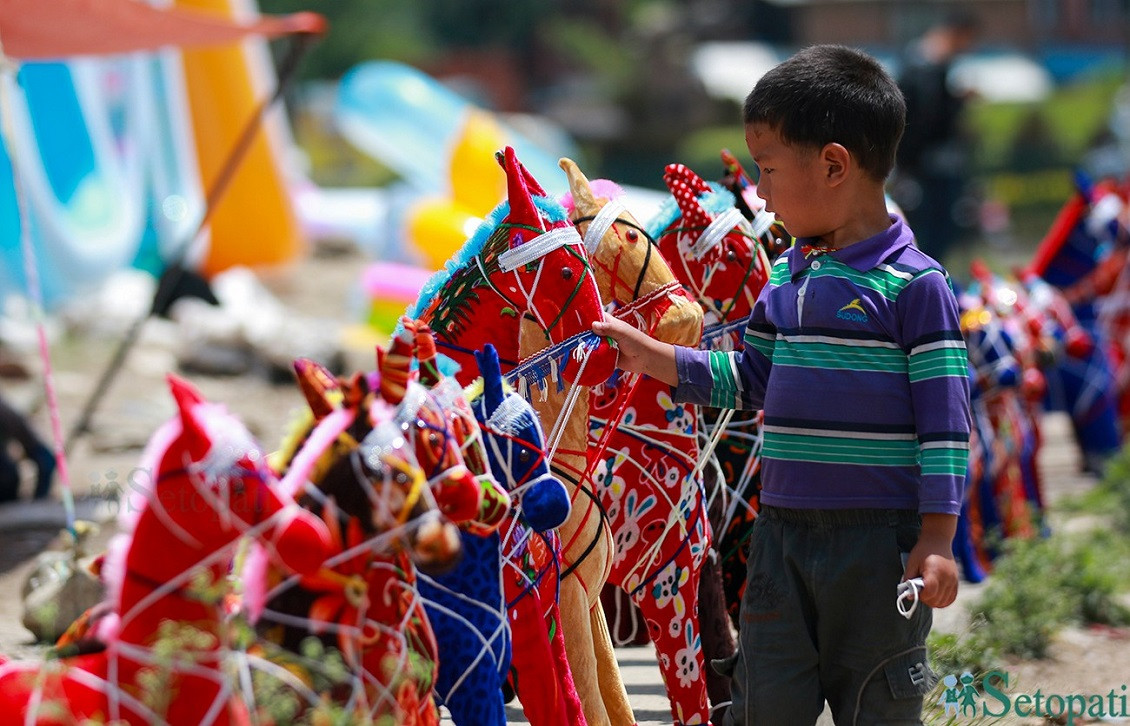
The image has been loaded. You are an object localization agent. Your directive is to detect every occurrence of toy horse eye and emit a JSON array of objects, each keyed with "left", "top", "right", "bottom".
[
  {"left": 561, "top": 267, "right": 573, "bottom": 280},
  {"left": 518, "top": 450, "right": 531, "bottom": 463},
  {"left": 726, "top": 249, "right": 737, "bottom": 262},
  {"left": 427, "top": 432, "right": 439, "bottom": 446},
  {"left": 625, "top": 229, "right": 639, "bottom": 242}
]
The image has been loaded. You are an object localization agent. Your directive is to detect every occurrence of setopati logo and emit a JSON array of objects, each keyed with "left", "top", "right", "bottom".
[{"left": 939, "top": 670, "right": 1129, "bottom": 725}]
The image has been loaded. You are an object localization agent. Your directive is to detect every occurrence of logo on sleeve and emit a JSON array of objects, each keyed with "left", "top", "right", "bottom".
[{"left": 836, "top": 298, "right": 869, "bottom": 323}]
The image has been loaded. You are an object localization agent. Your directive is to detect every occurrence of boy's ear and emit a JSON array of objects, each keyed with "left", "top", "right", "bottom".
[{"left": 821, "top": 143, "right": 851, "bottom": 186}]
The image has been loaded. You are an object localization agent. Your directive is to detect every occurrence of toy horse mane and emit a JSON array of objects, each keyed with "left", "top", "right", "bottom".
[
  {"left": 646, "top": 181, "right": 739, "bottom": 240},
  {"left": 405, "top": 196, "right": 573, "bottom": 322}
]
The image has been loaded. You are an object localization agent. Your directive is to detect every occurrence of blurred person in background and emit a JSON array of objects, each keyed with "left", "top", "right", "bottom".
[
  {"left": 0, "top": 393, "right": 55, "bottom": 503},
  {"left": 895, "top": 11, "right": 980, "bottom": 265}
]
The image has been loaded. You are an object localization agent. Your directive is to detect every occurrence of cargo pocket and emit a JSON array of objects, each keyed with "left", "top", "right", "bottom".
[{"left": 884, "top": 648, "right": 937, "bottom": 700}]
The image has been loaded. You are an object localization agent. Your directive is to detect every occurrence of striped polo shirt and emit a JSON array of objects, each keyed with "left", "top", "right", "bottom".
[{"left": 674, "top": 216, "right": 970, "bottom": 514}]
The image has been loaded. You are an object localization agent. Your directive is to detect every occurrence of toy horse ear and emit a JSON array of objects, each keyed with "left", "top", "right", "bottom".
[
  {"left": 474, "top": 344, "right": 505, "bottom": 412},
  {"left": 293, "top": 358, "right": 341, "bottom": 420},
  {"left": 500, "top": 145, "right": 545, "bottom": 238},
  {"left": 721, "top": 148, "right": 760, "bottom": 219},
  {"left": 379, "top": 324, "right": 415, "bottom": 405},
  {"left": 167, "top": 373, "right": 209, "bottom": 452},
  {"left": 664, "top": 163, "right": 714, "bottom": 229},
  {"left": 344, "top": 372, "right": 368, "bottom": 410},
  {"left": 413, "top": 321, "right": 442, "bottom": 387},
  {"left": 560, "top": 157, "right": 598, "bottom": 217}
]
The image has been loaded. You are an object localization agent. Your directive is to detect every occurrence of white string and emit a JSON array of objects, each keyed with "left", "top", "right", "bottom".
[
  {"left": 692, "top": 407, "right": 735, "bottom": 479},
  {"left": 544, "top": 346, "right": 592, "bottom": 464},
  {"left": 897, "top": 577, "right": 924, "bottom": 619}
]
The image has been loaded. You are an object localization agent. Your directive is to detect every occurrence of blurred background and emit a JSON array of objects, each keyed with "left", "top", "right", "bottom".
[{"left": 261, "top": 0, "right": 1130, "bottom": 275}]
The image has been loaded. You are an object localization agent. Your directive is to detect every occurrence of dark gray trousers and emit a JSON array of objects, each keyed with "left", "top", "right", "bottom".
[{"left": 724, "top": 506, "right": 936, "bottom": 726}]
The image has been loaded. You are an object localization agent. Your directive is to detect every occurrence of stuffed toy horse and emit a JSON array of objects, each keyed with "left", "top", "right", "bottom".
[
  {"left": 1027, "top": 173, "right": 1129, "bottom": 450},
  {"left": 959, "top": 293, "right": 1037, "bottom": 546},
  {"left": 254, "top": 355, "right": 475, "bottom": 724},
  {"left": 648, "top": 163, "right": 773, "bottom": 641},
  {"left": 967, "top": 262, "right": 1049, "bottom": 529},
  {"left": 469, "top": 343, "right": 585, "bottom": 726},
  {"left": 559, "top": 159, "right": 729, "bottom": 725},
  {"left": 410, "top": 147, "right": 631, "bottom": 726},
  {"left": 0, "top": 374, "right": 331, "bottom": 725},
  {"left": 392, "top": 320, "right": 516, "bottom": 726},
  {"left": 719, "top": 149, "right": 792, "bottom": 261},
  {"left": 1020, "top": 270, "right": 1121, "bottom": 474}
]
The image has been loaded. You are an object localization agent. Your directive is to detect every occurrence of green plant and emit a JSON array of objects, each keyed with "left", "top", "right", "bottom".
[
  {"left": 969, "top": 536, "right": 1077, "bottom": 659},
  {"left": 1095, "top": 443, "right": 1130, "bottom": 533}
]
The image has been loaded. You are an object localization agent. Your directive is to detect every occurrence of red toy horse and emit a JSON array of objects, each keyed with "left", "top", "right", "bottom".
[
  {"left": 0, "top": 375, "right": 331, "bottom": 725},
  {"left": 410, "top": 147, "right": 630, "bottom": 725}
]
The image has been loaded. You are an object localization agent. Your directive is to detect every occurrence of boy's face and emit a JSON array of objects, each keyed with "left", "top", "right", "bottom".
[{"left": 744, "top": 123, "right": 828, "bottom": 239}]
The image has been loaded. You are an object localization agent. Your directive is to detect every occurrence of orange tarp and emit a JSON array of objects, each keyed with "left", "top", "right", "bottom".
[{"left": 0, "top": 0, "right": 323, "bottom": 60}]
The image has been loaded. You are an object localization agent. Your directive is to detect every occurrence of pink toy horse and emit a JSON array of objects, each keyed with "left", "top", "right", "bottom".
[{"left": 0, "top": 375, "right": 331, "bottom": 725}]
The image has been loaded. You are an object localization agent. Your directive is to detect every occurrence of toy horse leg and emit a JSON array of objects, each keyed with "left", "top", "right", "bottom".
[
  {"left": 589, "top": 599, "right": 636, "bottom": 726},
  {"left": 697, "top": 550, "right": 735, "bottom": 718},
  {"left": 634, "top": 561, "right": 711, "bottom": 726},
  {"left": 561, "top": 577, "right": 613, "bottom": 726},
  {"left": 549, "top": 601, "right": 589, "bottom": 726},
  {"left": 509, "top": 590, "right": 576, "bottom": 726}
]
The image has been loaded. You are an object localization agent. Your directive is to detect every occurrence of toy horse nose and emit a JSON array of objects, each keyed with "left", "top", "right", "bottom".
[
  {"left": 433, "top": 465, "right": 483, "bottom": 524},
  {"left": 561, "top": 335, "right": 619, "bottom": 387},
  {"left": 523, "top": 476, "right": 571, "bottom": 532},
  {"left": 411, "top": 517, "right": 464, "bottom": 577},
  {"left": 271, "top": 507, "right": 331, "bottom": 576}
]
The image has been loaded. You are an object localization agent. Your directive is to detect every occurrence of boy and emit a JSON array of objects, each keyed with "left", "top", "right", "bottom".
[{"left": 593, "top": 45, "right": 970, "bottom": 725}]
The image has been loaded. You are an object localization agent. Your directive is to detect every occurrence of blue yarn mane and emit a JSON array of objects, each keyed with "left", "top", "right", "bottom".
[
  {"left": 644, "top": 182, "right": 737, "bottom": 239},
  {"left": 404, "top": 195, "right": 571, "bottom": 324}
]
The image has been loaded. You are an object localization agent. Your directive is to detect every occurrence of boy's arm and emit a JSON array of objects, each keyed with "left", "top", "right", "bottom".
[
  {"left": 900, "top": 268, "right": 971, "bottom": 608},
  {"left": 593, "top": 286, "right": 775, "bottom": 409}
]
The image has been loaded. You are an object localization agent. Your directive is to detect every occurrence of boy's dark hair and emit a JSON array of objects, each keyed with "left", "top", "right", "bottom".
[{"left": 743, "top": 44, "right": 906, "bottom": 182}]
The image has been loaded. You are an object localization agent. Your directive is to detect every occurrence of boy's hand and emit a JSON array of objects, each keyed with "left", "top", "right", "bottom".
[
  {"left": 902, "top": 513, "right": 959, "bottom": 608},
  {"left": 591, "top": 316, "right": 678, "bottom": 386}
]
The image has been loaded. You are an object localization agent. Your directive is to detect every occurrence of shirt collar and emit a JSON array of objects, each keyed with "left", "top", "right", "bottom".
[{"left": 788, "top": 215, "right": 913, "bottom": 277}]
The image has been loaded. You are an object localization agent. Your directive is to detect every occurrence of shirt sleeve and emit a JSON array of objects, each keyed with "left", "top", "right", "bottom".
[
  {"left": 671, "top": 284, "right": 775, "bottom": 410},
  {"left": 899, "top": 268, "right": 971, "bottom": 515}
]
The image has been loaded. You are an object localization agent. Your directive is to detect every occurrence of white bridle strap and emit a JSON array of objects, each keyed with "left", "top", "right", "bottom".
[
  {"left": 689, "top": 207, "right": 747, "bottom": 259},
  {"left": 498, "top": 226, "right": 584, "bottom": 272},
  {"left": 750, "top": 207, "right": 776, "bottom": 241},
  {"left": 583, "top": 200, "right": 627, "bottom": 255}
]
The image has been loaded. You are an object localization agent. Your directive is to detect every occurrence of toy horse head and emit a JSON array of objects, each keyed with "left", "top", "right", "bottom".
[
  {"left": 650, "top": 162, "right": 771, "bottom": 335},
  {"left": 158, "top": 374, "right": 329, "bottom": 577},
  {"left": 378, "top": 328, "right": 483, "bottom": 525},
  {"left": 471, "top": 344, "right": 570, "bottom": 533},
  {"left": 281, "top": 358, "right": 464, "bottom": 576},
  {"left": 495, "top": 147, "right": 618, "bottom": 385},
  {"left": 410, "top": 146, "right": 616, "bottom": 388},
  {"left": 408, "top": 319, "right": 512, "bottom": 534},
  {"left": 560, "top": 157, "right": 702, "bottom": 348},
  {"left": 720, "top": 149, "right": 792, "bottom": 260}
]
